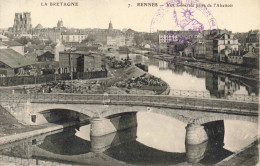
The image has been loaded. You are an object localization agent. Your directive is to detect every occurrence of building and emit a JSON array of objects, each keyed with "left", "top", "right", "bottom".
[
  {"left": 37, "top": 51, "right": 55, "bottom": 62},
  {"left": 0, "top": 35, "right": 9, "bottom": 42},
  {"left": 227, "top": 54, "right": 243, "bottom": 64},
  {"left": 32, "top": 19, "right": 66, "bottom": 42},
  {"left": 158, "top": 31, "right": 178, "bottom": 44},
  {"left": 57, "top": 19, "right": 64, "bottom": 29},
  {"left": 205, "top": 39, "right": 214, "bottom": 60},
  {"left": 213, "top": 33, "right": 239, "bottom": 62},
  {"left": 76, "top": 46, "right": 99, "bottom": 52},
  {"left": 194, "top": 42, "right": 206, "bottom": 59},
  {"left": 158, "top": 30, "right": 201, "bottom": 44},
  {"left": 106, "top": 20, "right": 125, "bottom": 46},
  {"left": 0, "top": 49, "right": 34, "bottom": 77},
  {"left": 77, "top": 53, "right": 102, "bottom": 72},
  {"left": 59, "top": 51, "right": 103, "bottom": 74},
  {"left": 219, "top": 49, "right": 243, "bottom": 64},
  {"left": 107, "top": 35, "right": 125, "bottom": 46},
  {"left": 61, "top": 31, "right": 88, "bottom": 43},
  {"left": 125, "top": 30, "right": 135, "bottom": 46},
  {"left": 13, "top": 12, "right": 32, "bottom": 34},
  {"left": 35, "top": 24, "right": 43, "bottom": 30},
  {"left": 108, "top": 20, "right": 113, "bottom": 34},
  {"left": 94, "top": 31, "right": 108, "bottom": 45},
  {"left": 54, "top": 40, "right": 65, "bottom": 61},
  {"left": 245, "top": 30, "right": 259, "bottom": 54},
  {"left": 0, "top": 40, "right": 24, "bottom": 55},
  {"left": 144, "top": 44, "right": 151, "bottom": 49},
  {"left": 243, "top": 52, "right": 259, "bottom": 68},
  {"left": 36, "top": 28, "right": 61, "bottom": 42},
  {"left": 183, "top": 44, "right": 194, "bottom": 57}
]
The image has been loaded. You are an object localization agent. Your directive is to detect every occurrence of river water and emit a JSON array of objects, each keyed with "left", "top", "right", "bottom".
[
  {"left": 0, "top": 53, "right": 258, "bottom": 165},
  {"left": 0, "top": 112, "right": 257, "bottom": 165},
  {"left": 112, "top": 53, "right": 258, "bottom": 98}
]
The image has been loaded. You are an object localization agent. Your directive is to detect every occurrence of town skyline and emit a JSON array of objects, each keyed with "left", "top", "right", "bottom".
[{"left": 0, "top": 0, "right": 259, "bottom": 33}]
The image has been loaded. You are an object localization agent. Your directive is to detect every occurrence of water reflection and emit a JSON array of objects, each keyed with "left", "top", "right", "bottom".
[
  {"left": 37, "top": 128, "right": 91, "bottom": 155},
  {"left": 149, "top": 61, "right": 258, "bottom": 97},
  {"left": 137, "top": 112, "right": 186, "bottom": 153},
  {"left": 0, "top": 112, "right": 257, "bottom": 165},
  {"left": 110, "top": 53, "right": 258, "bottom": 98}
]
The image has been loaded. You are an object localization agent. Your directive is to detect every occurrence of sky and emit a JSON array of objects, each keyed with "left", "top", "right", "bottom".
[{"left": 0, "top": 0, "right": 259, "bottom": 33}]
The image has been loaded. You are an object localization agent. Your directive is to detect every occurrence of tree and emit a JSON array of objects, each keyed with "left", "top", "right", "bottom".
[
  {"left": 15, "top": 36, "right": 29, "bottom": 45},
  {"left": 30, "top": 37, "right": 41, "bottom": 45},
  {"left": 134, "top": 33, "right": 145, "bottom": 46},
  {"left": 44, "top": 39, "right": 53, "bottom": 46},
  {"left": 82, "top": 34, "right": 96, "bottom": 45}
]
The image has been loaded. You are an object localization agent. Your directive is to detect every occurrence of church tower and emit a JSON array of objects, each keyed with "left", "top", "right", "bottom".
[
  {"left": 108, "top": 20, "right": 113, "bottom": 34},
  {"left": 108, "top": 20, "right": 113, "bottom": 29},
  {"left": 57, "top": 18, "right": 64, "bottom": 29},
  {"left": 13, "top": 12, "right": 32, "bottom": 34}
]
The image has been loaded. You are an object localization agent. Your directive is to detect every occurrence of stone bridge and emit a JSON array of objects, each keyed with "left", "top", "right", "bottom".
[
  {"left": 0, "top": 93, "right": 258, "bottom": 125},
  {"left": 0, "top": 93, "right": 258, "bottom": 147},
  {"left": 0, "top": 120, "right": 235, "bottom": 165}
]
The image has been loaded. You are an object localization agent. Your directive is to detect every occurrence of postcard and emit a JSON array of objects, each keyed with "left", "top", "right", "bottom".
[{"left": 0, "top": 0, "right": 259, "bottom": 165}]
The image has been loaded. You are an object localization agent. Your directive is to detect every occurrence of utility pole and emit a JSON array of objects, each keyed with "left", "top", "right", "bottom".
[{"left": 68, "top": 50, "right": 74, "bottom": 93}]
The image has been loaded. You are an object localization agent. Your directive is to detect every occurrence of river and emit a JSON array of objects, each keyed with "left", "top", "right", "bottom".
[
  {"left": 111, "top": 53, "right": 258, "bottom": 98},
  {"left": 0, "top": 112, "right": 257, "bottom": 165},
  {"left": 0, "top": 53, "right": 258, "bottom": 165}
]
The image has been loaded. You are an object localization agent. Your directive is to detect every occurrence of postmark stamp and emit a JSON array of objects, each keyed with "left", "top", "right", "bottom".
[{"left": 150, "top": 0, "right": 218, "bottom": 51}]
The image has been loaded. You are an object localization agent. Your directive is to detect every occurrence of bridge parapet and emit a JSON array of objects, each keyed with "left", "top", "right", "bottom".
[
  {"left": 170, "top": 89, "right": 259, "bottom": 102},
  {"left": 0, "top": 93, "right": 258, "bottom": 116}
]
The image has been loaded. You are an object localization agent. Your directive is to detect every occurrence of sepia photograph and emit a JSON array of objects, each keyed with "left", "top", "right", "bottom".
[{"left": 0, "top": 0, "right": 259, "bottom": 165}]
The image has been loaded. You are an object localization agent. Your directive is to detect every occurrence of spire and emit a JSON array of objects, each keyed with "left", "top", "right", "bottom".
[{"left": 108, "top": 19, "right": 113, "bottom": 30}]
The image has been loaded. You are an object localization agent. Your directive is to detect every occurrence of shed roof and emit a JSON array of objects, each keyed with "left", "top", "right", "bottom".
[
  {"left": 0, "top": 49, "right": 34, "bottom": 68},
  {"left": 1, "top": 40, "right": 23, "bottom": 46}
]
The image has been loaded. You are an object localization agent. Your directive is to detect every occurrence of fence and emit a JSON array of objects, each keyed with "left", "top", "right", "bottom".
[
  {"left": 170, "top": 89, "right": 259, "bottom": 102},
  {"left": 0, "top": 93, "right": 258, "bottom": 115},
  {"left": 0, "top": 71, "right": 107, "bottom": 87}
]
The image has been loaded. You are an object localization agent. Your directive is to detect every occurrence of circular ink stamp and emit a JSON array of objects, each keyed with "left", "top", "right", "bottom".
[{"left": 150, "top": 0, "right": 218, "bottom": 54}]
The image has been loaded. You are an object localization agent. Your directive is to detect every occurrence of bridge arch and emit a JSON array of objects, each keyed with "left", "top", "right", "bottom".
[
  {"left": 30, "top": 103, "right": 95, "bottom": 118},
  {"left": 101, "top": 106, "right": 192, "bottom": 124},
  {"left": 194, "top": 114, "right": 258, "bottom": 125}
]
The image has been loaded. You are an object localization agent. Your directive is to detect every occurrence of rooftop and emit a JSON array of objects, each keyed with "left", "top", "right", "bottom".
[
  {"left": 1, "top": 40, "right": 23, "bottom": 46},
  {"left": 243, "top": 52, "right": 259, "bottom": 58},
  {"left": 0, "top": 49, "right": 34, "bottom": 68},
  {"left": 59, "top": 50, "right": 98, "bottom": 57},
  {"left": 0, "top": 35, "right": 9, "bottom": 40},
  {"left": 61, "top": 31, "right": 88, "bottom": 35},
  {"left": 35, "top": 24, "right": 43, "bottom": 29}
]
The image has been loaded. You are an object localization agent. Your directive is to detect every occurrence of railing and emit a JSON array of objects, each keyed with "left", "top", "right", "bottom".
[
  {"left": 170, "top": 89, "right": 259, "bottom": 102},
  {"left": 0, "top": 93, "right": 258, "bottom": 115},
  {"left": 1, "top": 88, "right": 258, "bottom": 102}
]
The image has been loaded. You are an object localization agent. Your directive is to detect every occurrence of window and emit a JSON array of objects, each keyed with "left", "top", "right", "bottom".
[
  {"left": 32, "top": 139, "right": 37, "bottom": 145},
  {"left": 31, "top": 115, "right": 36, "bottom": 123}
]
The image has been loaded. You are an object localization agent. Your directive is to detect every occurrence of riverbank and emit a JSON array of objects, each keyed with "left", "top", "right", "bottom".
[
  {"left": 0, "top": 61, "right": 170, "bottom": 96},
  {"left": 0, "top": 105, "right": 89, "bottom": 145},
  {"left": 0, "top": 120, "right": 88, "bottom": 145},
  {"left": 0, "top": 105, "right": 45, "bottom": 137},
  {"left": 146, "top": 54, "right": 259, "bottom": 84},
  {"left": 103, "top": 55, "right": 170, "bottom": 95},
  {"left": 0, "top": 104, "right": 89, "bottom": 142},
  {"left": 216, "top": 138, "right": 259, "bottom": 166}
]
